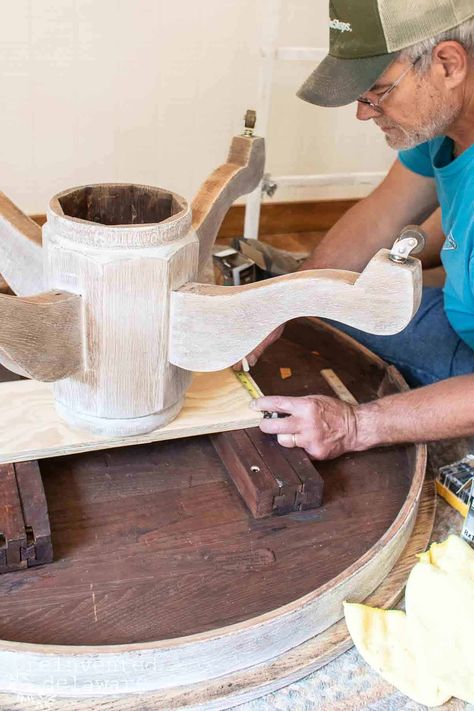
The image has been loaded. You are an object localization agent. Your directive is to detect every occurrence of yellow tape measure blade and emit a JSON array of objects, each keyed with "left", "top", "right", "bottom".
[{"left": 234, "top": 370, "right": 264, "bottom": 400}]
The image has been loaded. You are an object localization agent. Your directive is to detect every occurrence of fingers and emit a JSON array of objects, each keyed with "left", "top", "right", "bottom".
[
  {"left": 252, "top": 395, "right": 297, "bottom": 415},
  {"left": 257, "top": 393, "right": 356, "bottom": 460},
  {"left": 259, "top": 414, "right": 297, "bottom": 435},
  {"left": 246, "top": 352, "right": 259, "bottom": 367},
  {"left": 277, "top": 433, "right": 299, "bottom": 448},
  {"left": 245, "top": 344, "right": 266, "bottom": 368}
]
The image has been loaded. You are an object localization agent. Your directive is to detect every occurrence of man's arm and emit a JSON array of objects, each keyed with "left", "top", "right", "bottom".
[
  {"left": 300, "top": 158, "right": 438, "bottom": 272},
  {"left": 252, "top": 375, "right": 474, "bottom": 459},
  {"left": 418, "top": 206, "right": 445, "bottom": 269},
  {"left": 236, "top": 159, "right": 439, "bottom": 369},
  {"left": 356, "top": 375, "right": 474, "bottom": 447}
]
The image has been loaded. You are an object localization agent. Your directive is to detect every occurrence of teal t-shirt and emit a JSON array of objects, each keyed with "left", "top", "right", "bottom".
[{"left": 399, "top": 138, "right": 474, "bottom": 349}]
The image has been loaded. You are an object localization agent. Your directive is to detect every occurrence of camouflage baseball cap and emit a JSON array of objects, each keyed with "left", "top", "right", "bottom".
[{"left": 298, "top": 0, "right": 474, "bottom": 107}]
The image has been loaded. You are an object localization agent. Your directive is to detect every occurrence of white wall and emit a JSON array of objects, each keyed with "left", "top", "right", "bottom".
[{"left": 0, "top": 0, "right": 396, "bottom": 215}]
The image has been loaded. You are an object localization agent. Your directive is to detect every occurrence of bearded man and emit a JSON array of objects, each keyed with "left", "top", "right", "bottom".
[{"left": 245, "top": 0, "right": 474, "bottom": 459}]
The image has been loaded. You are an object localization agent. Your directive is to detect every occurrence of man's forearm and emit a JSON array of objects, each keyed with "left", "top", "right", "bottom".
[
  {"left": 301, "top": 197, "right": 443, "bottom": 273},
  {"left": 300, "top": 194, "right": 395, "bottom": 272},
  {"left": 418, "top": 207, "right": 445, "bottom": 269},
  {"left": 300, "top": 159, "right": 439, "bottom": 273},
  {"left": 355, "top": 374, "right": 474, "bottom": 448}
]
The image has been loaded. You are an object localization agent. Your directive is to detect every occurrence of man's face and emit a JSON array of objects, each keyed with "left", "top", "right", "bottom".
[{"left": 356, "top": 57, "right": 462, "bottom": 150}]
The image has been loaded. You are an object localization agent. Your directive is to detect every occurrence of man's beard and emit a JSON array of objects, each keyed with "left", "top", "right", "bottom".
[{"left": 375, "top": 101, "right": 460, "bottom": 150}]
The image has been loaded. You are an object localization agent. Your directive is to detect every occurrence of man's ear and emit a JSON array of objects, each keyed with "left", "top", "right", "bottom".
[{"left": 432, "top": 40, "right": 469, "bottom": 88}]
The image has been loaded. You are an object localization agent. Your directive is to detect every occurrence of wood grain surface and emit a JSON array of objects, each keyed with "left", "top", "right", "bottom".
[
  {"left": 0, "top": 367, "right": 260, "bottom": 464},
  {"left": 192, "top": 134, "right": 265, "bottom": 280},
  {"left": 0, "top": 460, "right": 52, "bottom": 572},
  {"left": 0, "top": 319, "right": 430, "bottom": 702},
  {"left": 0, "top": 477, "right": 435, "bottom": 711},
  {"left": 37, "top": 131, "right": 262, "bottom": 437},
  {"left": 0, "top": 434, "right": 414, "bottom": 645},
  {"left": 170, "top": 251, "right": 422, "bottom": 371},
  {"left": 0, "top": 191, "right": 44, "bottom": 296},
  {"left": 45, "top": 183, "right": 199, "bottom": 436},
  {"left": 0, "top": 290, "right": 83, "bottom": 381},
  {"left": 211, "top": 426, "right": 324, "bottom": 517}
]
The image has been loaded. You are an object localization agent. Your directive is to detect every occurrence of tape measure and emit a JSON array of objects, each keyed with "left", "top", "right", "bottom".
[
  {"left": 235, "top": 366, "right": 359, "bottom": 418},
  {"left": 234, "top": 369, "right": 282, "bottom": 419},
  {"left": 234, "top": 370, "right": 264, "bottom": 400}
]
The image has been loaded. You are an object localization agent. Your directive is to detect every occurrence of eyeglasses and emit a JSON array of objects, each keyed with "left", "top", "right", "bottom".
[{"left": 357, "top": 56, "right": 422, "bottom": 112}]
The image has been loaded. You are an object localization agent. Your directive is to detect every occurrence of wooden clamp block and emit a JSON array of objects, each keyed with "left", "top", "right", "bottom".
[
  {"left": 0, "top": 460, "right": 52, "bottom": 573},
  {"left": 211, "top": 428, "right": 324, "bottom": 519}
]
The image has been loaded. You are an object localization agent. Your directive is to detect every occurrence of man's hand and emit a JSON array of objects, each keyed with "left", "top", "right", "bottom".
[
  {"left": 251, "top": 375, "right": 474, "bottom": 460},
  {"left": 251, "top": 394, "right": 361, "bottom": 459},
  {"left": 232, "top": 324, "right": 285, "bottom": 370}
]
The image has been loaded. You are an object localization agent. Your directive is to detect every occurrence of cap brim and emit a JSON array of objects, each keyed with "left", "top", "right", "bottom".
[{"left": 297, "top": 53, "right": 398, "bottom": 108}]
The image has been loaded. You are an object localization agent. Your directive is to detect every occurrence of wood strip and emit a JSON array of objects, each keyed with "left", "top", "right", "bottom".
[
  {"left": 246, "top": 428, "right": 324, "bottom": 513},
  {"left": 245, "top": 427, "right": 302, "bottom": 492},
  {"left": 279, "top": 445, "right": 324, "bottom": 509},
  {"left": 0, "top": 369, "right": 261, "bottom": 465},
  {"left": 14, "top": 461, "right": 52, "bottom": 566},
  {"left": 0, "top": 463, "right": 26, "bottom": 568},
  {"left": 320, "top": 368, "right": 359, "bottom": 405},
  {"left": 244, "top": 427, "right": 324, "bottom": 513},
  {"left": 211, "top": 426, "right": 324, "bottom": 519},
  {"left": 210, "top": 429, "right": 278, "bottom": 517},
  {"left": 377, "top": 364, "right": 410, "bottom": 397}
]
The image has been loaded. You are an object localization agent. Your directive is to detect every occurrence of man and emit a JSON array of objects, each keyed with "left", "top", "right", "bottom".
[{"left": 245, "top": 0, "right": 474, "bottom": 460}]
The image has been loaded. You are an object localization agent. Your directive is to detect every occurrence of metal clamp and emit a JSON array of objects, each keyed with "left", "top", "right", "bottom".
[
  {"left": 262, "top": 173, "right": 278, "bottom": 198},
  {"left": 389, "top": 225, "right": 426, "bottom": 264}
]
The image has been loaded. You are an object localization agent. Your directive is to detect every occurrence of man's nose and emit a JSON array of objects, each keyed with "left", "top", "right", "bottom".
[{"left": 356, "top": 102, "right": 380, "bottom": 121}]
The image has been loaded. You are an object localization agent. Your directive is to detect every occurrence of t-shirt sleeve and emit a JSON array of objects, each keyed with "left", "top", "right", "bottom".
[{"left": 398, "top": 142, "right": 434, "bottom": 178}]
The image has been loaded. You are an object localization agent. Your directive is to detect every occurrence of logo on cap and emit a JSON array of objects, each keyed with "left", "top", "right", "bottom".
[{"left": 329, "top": 18, "right": 352, "bottom": 33}]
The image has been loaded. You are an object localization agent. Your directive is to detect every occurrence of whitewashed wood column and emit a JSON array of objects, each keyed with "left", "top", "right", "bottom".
[{"left": 43, "top": 184, "right": 198, "bottom": 436}]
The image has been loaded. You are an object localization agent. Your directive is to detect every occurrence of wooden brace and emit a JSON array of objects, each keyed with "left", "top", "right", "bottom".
[
  {"left": 169, "top": 250, "right": 422, "bottom": 371},
  {"left": 0, "top": 290, "right": 83, "bottom": 380},
  {"left": 0, "top": 192, "right": 44, "bottom": 296}
]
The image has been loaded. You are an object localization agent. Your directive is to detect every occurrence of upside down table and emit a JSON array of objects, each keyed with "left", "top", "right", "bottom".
[{"left": 0, "top": 317, "right": 433, "bottom": 709}]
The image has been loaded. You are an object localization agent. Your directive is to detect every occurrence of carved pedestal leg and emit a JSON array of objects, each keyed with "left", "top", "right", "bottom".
[{"left": 44, "top": 185, "right": 198, "bottom": 436}]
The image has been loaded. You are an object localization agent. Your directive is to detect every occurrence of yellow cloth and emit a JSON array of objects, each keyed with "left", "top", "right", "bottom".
[{"left": 344, "top": 535, "right": 474, "bottom": 707}]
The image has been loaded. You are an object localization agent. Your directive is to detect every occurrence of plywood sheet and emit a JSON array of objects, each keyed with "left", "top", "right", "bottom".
[{"left": 0, "top": 369, "right": 260, "bottom": 465}]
